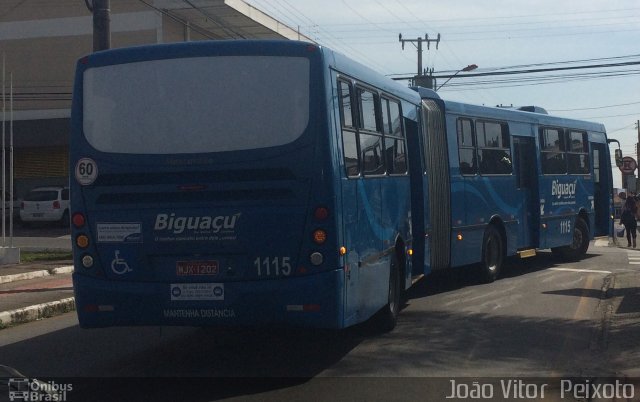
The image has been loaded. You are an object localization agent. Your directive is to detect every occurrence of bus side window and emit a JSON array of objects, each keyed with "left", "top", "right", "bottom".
[
  {"left": 567, "top": 130, "right": 590, "bottom": 174},
  {"left": 477, "top": 120, "right": 512, "bottom": 175},
  {"left": 361, "top": 134, "right": 385, "bottom": 175},
  {"left": 593, "top": 148, "right": 600, "bottom": 183},
  {"left": 338, "top": 80, "right": 360, "bottom": 177},
  {"left": 457, "top": 118, "right": 476, "bottom": 175},
  {"left": 357, "top": 88, "right": 379, "bottom": 132},
  {"left": 540, "top": 127, "right": 567, "bottom": 174},
  {"left": 357, "top": 87, "right": 384, "bottom": 176},
  {"left": 382, "top": 97, "right": 407, "bottom": 174}
]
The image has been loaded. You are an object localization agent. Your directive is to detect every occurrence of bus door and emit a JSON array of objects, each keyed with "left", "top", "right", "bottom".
[
  {"left": 592, "top": 141, "right": 611, "bottom": 236},
  {"left": 513, "top": 135, "right": 539, "bottom": 248}
]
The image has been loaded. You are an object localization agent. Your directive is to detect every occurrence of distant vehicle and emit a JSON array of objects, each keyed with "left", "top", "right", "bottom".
[{"left": 20, "top": 186, "right": 69, "bottom": 226}]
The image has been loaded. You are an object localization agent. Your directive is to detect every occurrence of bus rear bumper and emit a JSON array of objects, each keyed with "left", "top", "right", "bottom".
[{"left": 72, "top": 270, "right": 345, "bottom": 329}]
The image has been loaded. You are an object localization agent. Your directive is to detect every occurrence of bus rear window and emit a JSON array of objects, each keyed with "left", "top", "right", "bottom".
[{"left": 83, "top": 56, "right": 310, "bottom": 154}]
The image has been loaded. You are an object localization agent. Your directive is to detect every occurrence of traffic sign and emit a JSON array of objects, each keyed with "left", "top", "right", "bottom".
[{"left": 620, "top": 156, "right": 637, "bottom": 174}]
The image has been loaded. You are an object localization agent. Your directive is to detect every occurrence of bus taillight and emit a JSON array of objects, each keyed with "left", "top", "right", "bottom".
[
  {"left": 314, "top": 206, "right": 329, "bottom": 221},
  {"left": 76, "top": 234, "right": 90, "bottom": 248},
  {"left": 72, "top": 213, "right": 86, "bottom": 228},
  {"left": 81, "top": 254, "right": 94, "bottom": 268},
  {"left": 313, "top": 229, "right": 327, "bottom": 244},
  {"left": 310, "top": 252, "right": 323, "bottom": 266}
]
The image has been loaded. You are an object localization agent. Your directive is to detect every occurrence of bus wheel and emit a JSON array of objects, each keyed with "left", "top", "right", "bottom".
[
  {"left": 552, "top": 217, "right": 589, "bottom": 261},
  {"left": 479, "top": 225, "right": 504, "bottom": 283},
  {"left": 373, "top": 253, "right": 401, "bottom": 332}
]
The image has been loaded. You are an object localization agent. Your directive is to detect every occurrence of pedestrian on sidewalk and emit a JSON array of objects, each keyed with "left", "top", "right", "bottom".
[{"left": 621, "top": 194, "right": 638, "bottom": 248}]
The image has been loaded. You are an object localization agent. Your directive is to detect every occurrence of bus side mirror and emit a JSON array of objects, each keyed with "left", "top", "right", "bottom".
[{"left": 615, "top": 149, "right": 623, "bottom": 167}]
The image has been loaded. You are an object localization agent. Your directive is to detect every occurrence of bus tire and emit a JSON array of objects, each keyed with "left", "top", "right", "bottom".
[
  {"left": 373, "top": 253, "right": 402, "bottom": 332},
  {"left": 552, "top": 217, "right": 589, "bottom": 261},
  {"left": 479, "top": 225, "right": 504, "bottom": 283}
]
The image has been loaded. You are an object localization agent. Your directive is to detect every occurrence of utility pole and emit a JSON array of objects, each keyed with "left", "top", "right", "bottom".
[
  {"left": 399, "top": 33, "right": 440, "bottom": 88},
  {"left": 637, "top": 120, "right": 640, "bottom": 168},
  {"left": 636, "top": 119, "right": 640, "bottom": 191},
  {"left": 85, "top": 0, "right": 111, "bottom": 51}
]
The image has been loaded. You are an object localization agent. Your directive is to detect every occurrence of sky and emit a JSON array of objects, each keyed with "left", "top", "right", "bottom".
[{"left": 245, "top": 0, "right": 640, "bottom": 188}]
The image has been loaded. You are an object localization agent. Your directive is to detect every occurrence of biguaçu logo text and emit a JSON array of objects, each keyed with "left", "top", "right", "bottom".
[
  {"left": 551, "top": 180, "right": 577, "bottom": 199},
  {"left": 154, "top": 213, "right": 240, "bottom": 234}
]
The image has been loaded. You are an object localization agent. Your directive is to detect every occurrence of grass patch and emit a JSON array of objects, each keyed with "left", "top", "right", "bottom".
[{"left": 21, "top": 251, "right": 73, "bottom": 263}]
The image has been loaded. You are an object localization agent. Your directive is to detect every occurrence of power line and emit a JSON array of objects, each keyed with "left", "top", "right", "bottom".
[
  {"left": 548, "top": 101, "right": 640, "bottom": 113},
  {"left": 439, "top": 69, "right": 640, "bottom": 90},
  {"left": 246, "top": 0, "right": 390, "bottom": 73},
  {"left": 312, "top": 7, "right": 640, "bottom": 29},
  {"left": 136, "top": 0, "right": 218, "bottom": 40},
  {"left": 389, "top": 58, "right": 640, "bottom": 92},
  {"left": 446, "top": 54, "right": 640, "bottom": 74},
  {"left": 181, "top": 0, "right": 245, "bottom": 39},
  {"left": 311, "top": 13, "right": 640, "bottom": 42},
  {"left": 436, "top": 60, "right": 640, "bottom": 79},
  {"left": 387, "top": 53, "right": 640, "bottom": 78}
]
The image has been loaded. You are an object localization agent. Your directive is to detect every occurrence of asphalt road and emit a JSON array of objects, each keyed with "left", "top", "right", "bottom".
[
  {"left": 0, "top": 222, "right": 71, "bottom": 252},
  {"left": 10, "top": 223, "right": 70, "bottom": 239},
  {"left": 0, "top": 244, "right": 634, "bottom": 402}
]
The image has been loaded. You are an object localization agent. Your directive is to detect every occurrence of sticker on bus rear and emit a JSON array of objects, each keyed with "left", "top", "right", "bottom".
[
  {"left": 97, "top": 223, "right": 142, "bottom": 243},
  {"left": 75, "top": 157, "right": 98, "bottom": 185},
  {"left": 170, "top": 283, "right": 224, "bottom": 301}
]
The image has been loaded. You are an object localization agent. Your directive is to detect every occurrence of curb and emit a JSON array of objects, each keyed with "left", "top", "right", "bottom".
[
  {"left": 593, "top": 237, "right": 612, "bottom": 247},
  {"left": 0, "top": 265, "right": 73, "bottom": 284},
  {"left": 0, "top": 297, "right": 76, "bottom": 328}
]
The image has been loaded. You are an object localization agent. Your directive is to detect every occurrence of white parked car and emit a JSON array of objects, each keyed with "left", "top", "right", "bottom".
[{"left": 20, "top": 186, "right": 70, "bottom": 226}]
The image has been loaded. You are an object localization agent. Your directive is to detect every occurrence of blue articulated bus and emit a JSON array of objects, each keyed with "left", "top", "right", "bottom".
[
  {"left": 71, "top": 39, "right": 615, "bottom": 331},
  {"left": 409, "top": 88, "right": 614, "bottom": 282},
  {"left": 70, "top": 40, "right": 420, "bottom": 330}
]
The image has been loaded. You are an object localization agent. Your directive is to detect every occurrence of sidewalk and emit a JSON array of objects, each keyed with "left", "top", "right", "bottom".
[
  {"left": 0, "top": 260, "right": 74, "bottom": 328},
  {"left": 601, "top": 236, "right": 640, "bottom": 378}
]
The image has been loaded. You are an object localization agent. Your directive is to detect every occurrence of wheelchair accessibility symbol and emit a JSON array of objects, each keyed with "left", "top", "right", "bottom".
[{"left": 111, "top": 250, "right": 132, "bottom": 274}]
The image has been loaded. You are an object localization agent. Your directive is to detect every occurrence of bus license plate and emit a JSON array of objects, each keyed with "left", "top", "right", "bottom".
[{"left": 176, "top": 260, "right": 219, "bottom": 276}]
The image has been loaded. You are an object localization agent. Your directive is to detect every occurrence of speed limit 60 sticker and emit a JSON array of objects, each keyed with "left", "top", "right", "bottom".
[{"left": 75, "top": 158, "right": 98, "bottom": 185}]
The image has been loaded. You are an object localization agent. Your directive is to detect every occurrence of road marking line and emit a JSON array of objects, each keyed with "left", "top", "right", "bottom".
[
  {"left": 551, "top": 275, "right": 596, "bottom": 375},
  {"left": 574, "top": 276, "right": 595, "bottom": 320},
  {"left": 626, "top": 253, "right": 640, "bottom": 265},
  {"left": 549, "top": 268, "right": 611, "bottom": 274}
]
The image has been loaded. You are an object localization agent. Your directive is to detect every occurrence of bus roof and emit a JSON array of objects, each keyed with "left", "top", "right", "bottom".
[
  {"left": 412, "top": 86, "right": 606, "bottom": 133},
  {"left": 81, "top": 39, "right": 321, "bottom": 68}
]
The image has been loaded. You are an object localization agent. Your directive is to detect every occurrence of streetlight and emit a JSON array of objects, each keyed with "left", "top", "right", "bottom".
[{"left": 435, "top": 64, "right": 478, "bottom": 91}]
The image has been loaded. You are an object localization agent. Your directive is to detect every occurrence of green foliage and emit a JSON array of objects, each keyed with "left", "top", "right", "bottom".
[{"left": 21, "top": 251, "right": 73, "bottom": 263}]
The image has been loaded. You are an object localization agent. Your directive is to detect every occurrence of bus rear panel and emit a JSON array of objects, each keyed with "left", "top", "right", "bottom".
[{"left": 71, "top": 41, "right": 346, "bottom": 329}]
